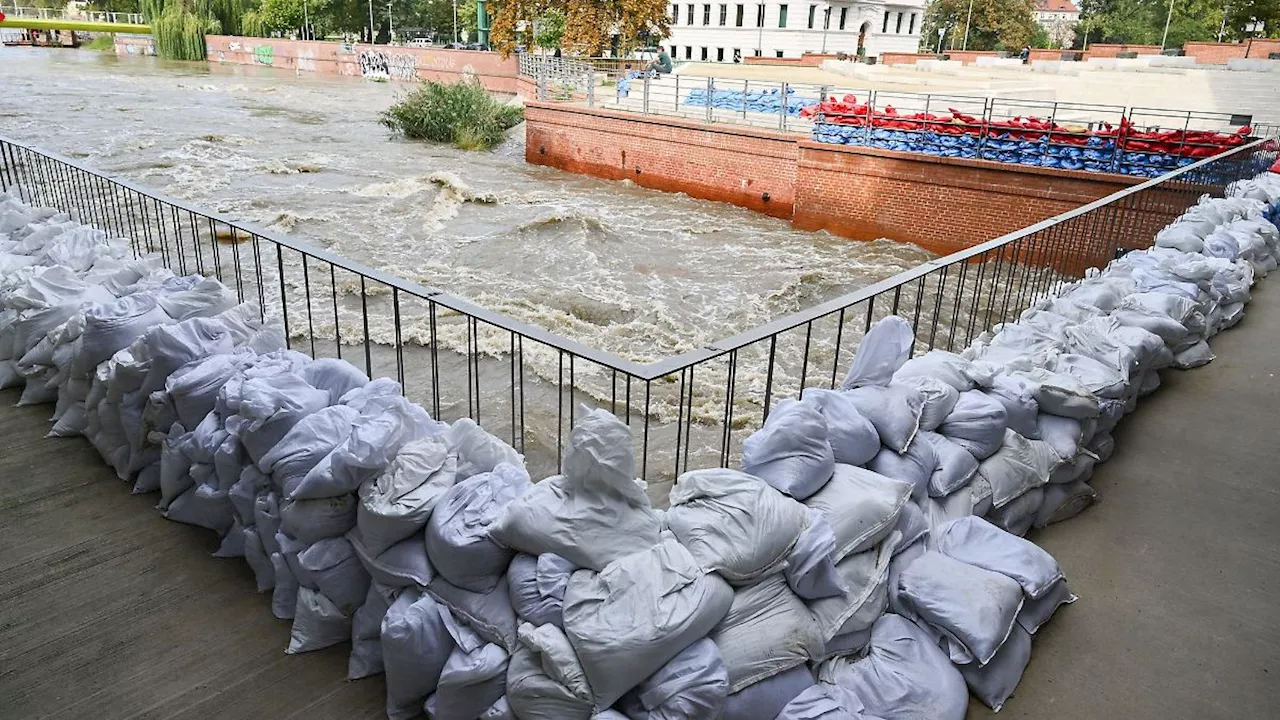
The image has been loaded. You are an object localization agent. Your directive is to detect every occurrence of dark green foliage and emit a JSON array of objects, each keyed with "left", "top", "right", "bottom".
[{"left": 381, "top": 79, "right": 524, "bottom": 151}]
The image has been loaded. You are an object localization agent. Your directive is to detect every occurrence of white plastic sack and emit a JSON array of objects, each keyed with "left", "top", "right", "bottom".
[
  {"left": 867, "top": 439, "right": 936, "bottom": 501},
  {"left": 298, "top": 536, "right": 371, "bottom": 614},
  {"left": 381, "top": 589, "right": 454, "bottom": 720},
  {"left": 426, "top": 463, "right": 531, "bottom": 592},
  {"left": 719, "top": 666, "right": 815, "bottom": 720},
  {"left": 262, "top": 404, "right": 360, "bottom": 496},
  {"left": 1018, "top": 577, "right": 1077, "bottom": 634},
  {"left": 840, "top": 317, "right": 914, "bottom": 389},
  {"left": 959, "top": 622, "right": 1032, "bottom": 712},
  {"left": 919, "top": 431, "right": 979, "bottom": 498},
  {"left": 844, "top": 384, "right": 924, "bottom": 453},
  {"left": 427, "top": 574, "right": 519, "bottom": 652},
  {"left": 741, "top": 399, "right": 836, "bottom": 500},
  {"left": 349, "top": 582, "right": 396, "bottom": 680},
  {"left": 280, "top": 494, "right": 357, "bottom": 544},
  {"left": 801, "top": 388, "right": 881, "bottom": 466},
  {"left": 977, "top": 430, "right": 1060, "bottom": 509},
  {"left": 506, "top": 552, "right": 575, "bottom": 627},
  {"left": 784, "top": 509, "right": 844, "bottom": 601},
  {"left": 896, "top": 375, "right": 960, "bottom": 432},
  {"left": 937, "top": 390, "right": 1008, "bottom": 460},
  {"left": 287, "top": 586, "right": 351, "bottom": 654},
  {"left": 933, "top": 516, "right": 1063, "bottom": 598},
  {"left": 708, "top": 574, "right": 824, "bottom": 694},
  {"left": 1035, "top": 480, "right": 1096, "bottom": 527},
  {"left": 893, "top": 349, "right": 988, "bottom": 392},
  {"left": 427, "top": 609, "right": 510, "bottom": 720},
  {"left": 895, "top": 551, "right": 1024, "bottom": 665},
  {"left": 348, "top": 529, "right": 435, "bottom": 588},
  {"left": 615, "top": 637, "right": 729, "bottom": 720},
  {"left": 803, "top": 464, "right": 912, "bottom": 563},
  {"left": 358, "top": 434, "right": 457, "bottom": 556},
  {"left": 450, "top": 417, "right": 524, "bottom": 481},
  {"left": 807, "top": 535, "right": 895, "bottom": 641},
  {"left": 506, "top": 623, "right": 594, "bottom": 720}
]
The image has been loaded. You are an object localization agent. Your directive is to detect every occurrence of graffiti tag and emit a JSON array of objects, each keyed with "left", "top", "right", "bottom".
[
  {"left": 298, "top": 48, "right": 316, "bottom": 72},
  {"left": 359, "top": 50, "right": 389, "bottom": 78},
  {"left": 388, "top": 53, "right": 417, "bottom": 80},
  {"left": 255, "top": 45, "right": 274, "bottom": 66}
]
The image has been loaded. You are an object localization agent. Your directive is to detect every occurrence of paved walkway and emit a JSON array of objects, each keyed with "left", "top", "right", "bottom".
[{"left": 1, "top": 281, "right": 1277, "bottom": 720}]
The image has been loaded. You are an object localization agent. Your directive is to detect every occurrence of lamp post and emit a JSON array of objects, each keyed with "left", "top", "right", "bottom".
[
  {"left": 937, "top": 25, "right": 946, "bottom": 53},
  {"left": 302, "top": 0, "right": 309, "bottom": 40},
  {"left": 821, "top": 5, "right": 831, "bottom": 53},
  {"left": 1160, "top": 0, "right": 1175, "bottom": 49},
  {"left": 368, "top": 0, "right": 376, "bottom": 43},
  {"left": 387, "top": 0, "right": 393, "bottom": 42},
  {"left": 454, "top": 0, "right": 460, "bottom": 43},
  {"left": 757, "top": 4, "right": 764, "bottom": 57},
  {"left": 962, "top": 0, "right": 974, "bottom": 50}
]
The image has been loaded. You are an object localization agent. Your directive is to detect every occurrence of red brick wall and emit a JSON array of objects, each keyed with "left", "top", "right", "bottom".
[
  {"left": 1086, "top": 44, "right": 1163, "bottom": 58},
  {"left": 524, "top": 103, "right": 798, "bottom": 219},
  {"left": 945, "top": 50, "right": 1001, "bottom": 65},
  {"left": 203, "top": 36, "right": 519, "bottom": 92},
  {"left": 1246, "top": 38, "right": 1280, "bottom": 58},
  {"left": 1184, "top": 42, "right": 1248, "bottom": 64},
  {"left": 1028, "top": 49, "right": 1067, "bottom": 61},
  {"left": 880, "top": 52, "right": 935, "bottom": 65}
]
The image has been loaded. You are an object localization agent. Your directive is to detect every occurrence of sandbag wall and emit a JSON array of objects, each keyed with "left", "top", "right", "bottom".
[{"left": 1, "top": 165, "right": 1278, "bottom": 720}]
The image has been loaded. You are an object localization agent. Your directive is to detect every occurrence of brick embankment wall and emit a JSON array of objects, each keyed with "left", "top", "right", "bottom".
[{"left": 1086, "top": 44, "right": 1163, "bottom": 58}]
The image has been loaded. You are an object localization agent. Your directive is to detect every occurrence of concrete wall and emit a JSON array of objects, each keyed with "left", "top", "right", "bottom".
[
  {"left": 203, "top": 36, "right": 520, "bottom": 93},
  {"left": 525, "top": 102, "right": 1147, "bottom": 262},
  {"left": 113, "top": 33, "right": 154, "bottom": 56}
]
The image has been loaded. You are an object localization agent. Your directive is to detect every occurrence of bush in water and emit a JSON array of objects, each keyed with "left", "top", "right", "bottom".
[{"left": 381, "top": 79, "right": 524, "bottom": 152}]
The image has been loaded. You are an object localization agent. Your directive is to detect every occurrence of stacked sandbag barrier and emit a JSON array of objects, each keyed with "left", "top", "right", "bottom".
[{"left": 1, "top": 164, "right": 1278, "bottom": 720}]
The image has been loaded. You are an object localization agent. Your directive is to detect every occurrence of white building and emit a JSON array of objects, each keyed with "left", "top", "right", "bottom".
[
  {"left": 661, "top": 1, "right": 926, "bottom": 62},
  {"left": 1032, "top": 0, "right": 1080, "bottom": 49}
]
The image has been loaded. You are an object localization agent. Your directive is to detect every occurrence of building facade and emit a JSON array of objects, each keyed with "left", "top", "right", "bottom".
[
  {"left": 1032, "top": 0, "right": 1080, "bottom": 48},
  {"left": 661, "top": 1, "right": 925, "bottom": 62}
]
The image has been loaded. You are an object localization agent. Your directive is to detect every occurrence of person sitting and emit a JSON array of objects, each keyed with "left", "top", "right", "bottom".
[{"left": 648, "top": 48, "right": 673, "bottom": 76}]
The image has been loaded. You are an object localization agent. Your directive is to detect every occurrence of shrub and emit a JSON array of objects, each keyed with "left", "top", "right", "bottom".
[
  {"left": 84, "top": 34, "right": 115, "bottom": 52},
  {"left": 381, "top": 79, "right": 524, "bottom": 151}
]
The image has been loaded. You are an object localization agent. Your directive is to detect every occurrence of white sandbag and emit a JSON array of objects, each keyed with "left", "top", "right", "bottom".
[
  {"left": 298, "top": 536, "right": 371, "bottom": 614},
  {"left": 506, "top": 623, "right": 594, "bottom": 720},
  {"left": 158, "top": 425, "right": 192, "bottom": 508},
  {"left": 229, "top": 373, "right": 331, "bottom": 465},
  {"left": 506, "top": 552, "right": 575, "bottom": 627},
  {"left": 1049, "top": 353, "right": 1128, "bottom": 399},
  {"left": 381, "top": 590, "right": 454, "bottom": 720},
  {"left": 1036, "top": 413, "right": 1083, "bottom": 463},
  {"left": 262, "top": 404, "right": 360, "bottom": 496},
  {"left": 427, "top": 574, "right": 519, "bottom": 652},
  {"left": 491, "top": 409, "right": 659, "bottom": 571},
  {"left": 426, "top": 463, "right": 531, "bottom": 592},
  {"left": 74, "top": 293, "right": 171, "bottom": 376},
  {"left": 867, "top": 438, "right": 935, "bottom": 501},
  {"left": 155, "top": 277, "right": 237, "bottom": 320},
  {"left": 1014, "top": 368, "right": 1101, "bottom": 419},
  {"left": 427, "top": 610, "right": 510, "bottom": 720},
  {"left": 773, "top": 684, "right": 860, "bottom": 719},
  {"left": 615, "top": 638, "right": 729, "bottom": 720},
  {"left": 213, "top": 518, "right": 247, "bottom": 558},
  {"left": 278, "top": 531, "right": 316, "bottom": 590},
  {"left": 1173, "top": 340, "right": 1215, "bottom": 369},
  {"left": 242, "top": 524, "right": 275, "bottom": 590},
  {"left": 897, "top": 375, "right": 960, "bottom": 432},
  {"left": 803, "top": 464, "right": 912, "bottom": 562},
  {"left": 937, "top": 390, "right": 1008, "bottom": 460},
  {"left": 844, "top": 384, "right": 924, "bottom": 453},
  {"left": 300, "top": 357, "right": 370, "bottom": 404},
  {"left": 986, "top": 487, "right": 1042, "bottom": 537},
  {"left": 977, "top": 430, "right": 1059, "bottom": 509},
  {"left": 719, "top": 665, "right": 815, "bottom": 720},
  {"left": 891, "top": 501, "right": 929, "bottom": 554},
  {"left": 801, "top": 388, "right": 881, "bottom": 466},
  {"left": 358, "top": 434, "right": 457, "bottom": 556},
  {"left": 741, "top": 399, "right": 835, "bottom": 500},
  {"left": 893, "top": 349, "right": 988, "bottom": 392},
  {"left": 166, "top": 353, "right": 242, "bottom": 430},
  {"left": 564, "top": 539, "right": 734, "bottom": 709},
  {"left": 933, "top": 516, "right": 1063, "bottom": 598},
  {"left": 984, "top": 373, "right": 1040, "bottom": 439},
  {"left": 784, "top": 509, "right": 845, "bottom": 601},
  {"left": 1087, "top": 431, "right": 1115, "bottom": 463},
  {"left": 271, "top": 552, "right": 298, "bottom": 619},
  {"left": 286, "top": 586, "right": 352, "bottom": 654},
  {"left": 816, "top": 627, "right": 873, "bottom": 663},
  {"left": 254, "top": 492, "right": 282, "bottom": 555},
  {"left": 709, "top": 574, "right": 824, "bottom": 694},
  {"left": 1035, "top": 480, "right": 1096, "bottom": 527},
  {"left": 665, "top": 468, "right": 808, "bottom": 584},
  {"left": 280, "top": 495, "right": 357, "bottom": 544},
  {"left": 139, "top": 317, "right": 237, "bottom": 394},
  {"left": 815, "top": 613, "right": 967, "bottom": 720},
  {"left": 1017, "top": 577, "right": 1077, "bottom": 634},
  {"left": 348, "top": 529, "right": 435, "bottom": 588},
  {"left": 840, "top": 317, "right": 914, "bottom": 389},
  {"left": 960, "top": 622, "right": 1032, "bottom": 712},
  {"left": 349, "top": 582, "right": 396, "bottom": 680},
  {"left": 895, "top": 551, "right": 1024, "bottom": 665},
  {"left": 228, "top": 465, "right": 268, "bottom": 526},
  {"left": 164, "top": 482, "right": 234, "bottom": 536},
  {"left": 807, "top": 535, "right": 895, "bottom": 641},
  {"left": 919, "top": 431, "right": 979, "bottom": 498},
  {"left": 450, "top": 417, "right": 524, "bottom": 481}
]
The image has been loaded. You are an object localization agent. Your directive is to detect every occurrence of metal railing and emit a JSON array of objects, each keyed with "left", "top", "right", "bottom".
[
  {"left": 1, "top": 134, "right": 1274, "bottom": 489},
  {"left": 2, "top": 5, "right": 145, "bottom": 24}
]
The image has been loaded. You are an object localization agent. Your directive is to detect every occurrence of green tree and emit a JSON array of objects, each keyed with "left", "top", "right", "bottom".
[
  {"left": 242, "top": 0, "right": 304, "bottom": 36},
  {"left": 1227, "top": 0, "right": 1280, "bottom": 38},
  {"left": 533, "top": 7, "right": 564, "bottom": 50},
  {"left": 86, "top": 0, "right": 145, "bottom": 12},
  {"left": 489, "top": 0, "right": 669, "bottom": 56},
  {"left": 922, "top": 0, "right": 1039, "bottom": 51}
]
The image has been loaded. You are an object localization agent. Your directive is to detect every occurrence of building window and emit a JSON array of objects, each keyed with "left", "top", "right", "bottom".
[
  {"left": 776, "top": 50, "right": 784, "bottom": 57},
  {"left": 703, "top": 4, "right": 711, "bottom": 25},
  {"left": 719, "top": 4, "right": 727, "bottom": 25},
  {"left": 687, "top": 4, "right": 694, "bottom": 25},
  {"left": 736, "top": 4, "right": 744, "bottom": 26},
  {"left": 701, "top": 46, "right": 708, "bottom": 60},
  {"left": 778, "top": 4, "right": 788, "bottom": 27},
  {"left": 685, "top": 46, "right": 692, "bottom": 59},
  {"left": 717, "top": 47, "right": 725, "bottom": 61},
  {"left": 756, "top": 4, "right": 765, "bottom": 27},
  {"left": 839, "top": 7, "right": 847, "bottom": 29},
  {"left": 808, "top": 4, "right": 815, "bottom": 29},
  {"left": 909, "top": 12, "right": 916, "bottom": 34},
  {"left": 671, "top": 45, "right": 677, "bottom": 57},
  {"left": 895, "top": 12, "right": 903, "bottom": 33},
  {"left": 671, "top": 3, "right": 678, "bottom": 22},
  {"left": 754, "top": 48, "right": 761, "bottom": 56},
  {"left": 882, "top": 11, "right": 889, "bottom": 33}
]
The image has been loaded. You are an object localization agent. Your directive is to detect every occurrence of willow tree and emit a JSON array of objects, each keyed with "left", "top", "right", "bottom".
[
  {"left": 143, "top": 0, "right": 225, "bottom": 60},
  {"left": 490, "top": 0, "right": 670, "bottom": 56}
]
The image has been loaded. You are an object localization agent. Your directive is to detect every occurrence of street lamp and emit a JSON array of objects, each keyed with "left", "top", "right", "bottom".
[
  {"left": 368, "top": 0, "right": 376, "bottom": 43},
  {"left": 302, "top": 0, "right": 309, "bottom": 40},
  {"left": 962, "top": 0, "right": 974, "bottom": 50},
  {"left": 1160, "top": 0, "right": 1175, "bottom": 49},
  {"left": 387, "top": 0, "right": 393, "bottom": 42},
  {"left": 821, "top": 5, "right": 831, "bottom": 53}
]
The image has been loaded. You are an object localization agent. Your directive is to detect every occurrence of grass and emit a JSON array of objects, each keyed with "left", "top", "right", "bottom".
[
  {"left": 84, "top": 34, "right": 115, "bottom": 52},
  {"left": 381, "top": 79, "right": 524, "bottom": 152}
]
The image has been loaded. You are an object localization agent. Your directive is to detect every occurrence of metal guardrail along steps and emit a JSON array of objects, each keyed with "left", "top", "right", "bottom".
[{"left": 1, "top": 134, "right": 1274, "bottom": 486}]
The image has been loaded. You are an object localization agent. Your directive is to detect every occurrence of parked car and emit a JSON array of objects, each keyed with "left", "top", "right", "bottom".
[{"left": 408, "top": 38, "right": 432, "bottom": 48}]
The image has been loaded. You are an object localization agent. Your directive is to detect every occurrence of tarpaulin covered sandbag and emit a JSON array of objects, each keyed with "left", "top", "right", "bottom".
[
  {"left": 741, "top": 399, "right": 835, "bottom": 500},
  {"left": 718, "top": 665, "right": 815, "bottom": 720},
  {"left": 895, "top": 551, "right": 1024, "bottom": 665},
  {"left": 896, "top": 375, "right": 960, "bottom": 432},
  {"left": 844, "top": 384, "right": 924, "bottom": 453},
  {"left": 937, "top": 390, "right": 1008, "bottom": 460},
  {"left": 381, "top": 589, "right": 454, "bottom": 720},
  {"left": 280, "top": 494, "right": 357, "bottom": 544},
  {"left": 450, "top": 417, "right": 524, "bottom": 481},
  {"left": 298, "top": 536, "right": 371, "bottom": 614},
  {"left": 893, "top": 349, "right": 989, "bottom": 392},
  {"left": 491, "top": 409, "right": 660, "bottom": 571},
  {"left": 1017, "top": 577, "right": 1077, "bottom": 634},
  {"left": 615, "top": 637, "right": 729, "bottom": 720},
  {"left": 840, "top": 317, "right": 914, "bottom": 390},
  {"left": 867, "top": 438, "right": 935, "bottom": 501},
  {"left": 348, "top": 529, "right": 435, "bottom": 588},
  {"left": 816, "top": 613, "right": 967, "bottom": 720},
  {"left": 349, "top": 582, "right": 396, "bottom": 680},
  {"left": 262, "top": 404, "right": 360, "bottom": 497},
  {"left": 506, "top": 552, "right": 575, "bottom": 627},
  {"left": 665, "top": 468, "right": 808, "bottom": 584},
  {"left": 427, "top": 463, "right": 531, "bottom": 592},
  {"left": 984, "top": 373, "right": 1040, "bottom": 439},
  {"left": 287, "top": 586, "right": 351, "bottom": 654},
  {"left": 784, "top": 509, "right": 844, "bottom": 601},
  {"left": 426, "top": 609, "right": 510, "bottom": 720},
  {"left": 808, "top": 535, "right": 895, "bottom": 641},
  {"left": 300, "top": 357, "right": 369, "bottom": 405},
  {"left": 919, "top": 431, "right": 979, "bottom": 498},
  {"left": 801, "top": 388, "right": 881, "bottom": 466},
  {"left": 506, "top": 623, "right": 594, "bottom": 720},
  {"left": 229, "top": 373, "right": 330, "bottom": 465},
  {"left": 978, "top": 430, "right": 1059, "bottom": 509},
  {"left": 564, "top": 539, "right": 733, "bottom": 709},
  {"left": 960, "top": 622, "right": 1032, "bottom": 712},
  {"left": 709, "top": 573, "right": 824, "bottom": 694},
  {"left": 358, "top": 434, "right": 457, "bottom": 556},
  {"left": 933, "top": 516, "right": 1063, "bottom": 598},
  {"left": 427, "top": 574, "right": 519, "bottom": 652},
  {"left": 804, "top": 464, "right": 912, "bottom": 562},
  {"left": 1035, "top": 480, "right": 1096, "bottom": 527}
]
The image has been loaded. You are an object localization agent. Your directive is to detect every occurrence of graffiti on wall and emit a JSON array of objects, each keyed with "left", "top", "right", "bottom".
[
  {"left": 359, "top": 50, "right": 417, "bottom": 80},
  {"left": 254, "top": 45, "right": 274, "bottom": 66},
  {"left": 388, "top": 53, "right": 417, "bottom": 80},
  {"left": 359, "top": 50, "right": 389, "bottom": 78},
  {"left": 228, "top": 41, "right": 241, "bottom": 51},
  {"left": 298, "top": 48, "right": 316, "bottom": 72},
  {"left": 420, "top": 53, "right": 457, "bottom": 71}
]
